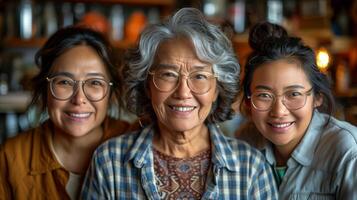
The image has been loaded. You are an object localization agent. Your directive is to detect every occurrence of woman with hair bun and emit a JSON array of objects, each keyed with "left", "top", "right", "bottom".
[{"left": 237, "top": 21, "right": 357, "bottom": 199}]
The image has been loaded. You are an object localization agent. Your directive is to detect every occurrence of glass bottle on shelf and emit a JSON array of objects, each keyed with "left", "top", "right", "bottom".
[
  {"left": 110, "top": 5, "right": 124, "bottom": 41},
  {"left": 18, "top": 0, "right": 33, "bottom": 39},
  {"left": 43, "top": 2, "right": 58, "bottom": 36},
  {"left": 228, "top": 0, "right": 246, "bottom": 33},
  {"left": 336, "top": 59, "right": 350, "bottom": 93},
  {"left": 267, "top": 0, "right": 283, "bottom": 24},
  {"left": 62, "top": 3, "right": 74, "bottom": 28},
  {"left": 0, "top": 73, "right": 9, "bottom": 95}
]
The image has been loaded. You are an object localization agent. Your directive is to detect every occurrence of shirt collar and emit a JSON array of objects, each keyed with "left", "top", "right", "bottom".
[
  {"left": 124, "top": 123, "right": 240, "bottom": 171},
  {"left": 208, "top": 123, "right": 240, "bottom": 171},
  {"left": 124, "top": 124, "right": 154, "bottom": 168}
]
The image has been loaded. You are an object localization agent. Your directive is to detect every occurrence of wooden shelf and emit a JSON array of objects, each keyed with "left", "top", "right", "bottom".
[
  {"left": 335, "top": 88, "right": 357, "bottom": 99},
  {"left": 0, "top": 91, "right": 32, "bottom": 113},
  {"left": 63, "top": 0, "right": 175, "bottom": 6},
  {"left": 3, "top": 38, "right": 47, "bottom": 48},
  {"left": 3, "top": 37, "right": 137, "bottom": 49}
]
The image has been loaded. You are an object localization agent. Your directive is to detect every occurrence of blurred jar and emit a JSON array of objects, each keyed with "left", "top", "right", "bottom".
[
  {"left": 0, "top": 73, "right": 9, "bottom": 95},
  {"left": 336, "top": 59, "right": 350, "bottom": 93},
  {"left": 18, "top": 0, "right": 33, "bottom": 39}
]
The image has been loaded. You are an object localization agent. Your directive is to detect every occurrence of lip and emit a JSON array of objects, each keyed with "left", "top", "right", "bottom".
[{"left": 267, "top": 121, "right": 294, "bottom": 132}]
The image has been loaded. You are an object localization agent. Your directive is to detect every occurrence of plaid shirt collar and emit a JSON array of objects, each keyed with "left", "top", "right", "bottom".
[{"left": 123, "top": 123, "right": 240, "bottom": 172}]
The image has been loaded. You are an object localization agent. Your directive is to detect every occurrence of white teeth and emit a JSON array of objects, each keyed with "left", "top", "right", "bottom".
[
  {"left": 172, "top": 106, "right": 195, "bottom": 112},
  {"left": 271, "top": 122, "right": 292, "bottom": 128},
  {"left": 69, "top": 113, "right": 91, "bottom": 118}
]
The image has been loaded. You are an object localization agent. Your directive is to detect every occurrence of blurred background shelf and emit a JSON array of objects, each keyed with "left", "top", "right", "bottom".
[
  {"left": 3, "top": 37, "right": 136, "bottom": 49},
  {"left": 1, "top": 0, "right": 357, "bottom": 142},
  {"left": 0, "top": 92, "right": 32, "bottom": 113}
]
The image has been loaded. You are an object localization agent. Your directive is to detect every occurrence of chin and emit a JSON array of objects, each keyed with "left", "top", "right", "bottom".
[
  {"left": 64, "top": 127, "right": 93, "bottom": 138},
  {"left": 168, "top": 122, "right": 199, "bottom": 133}
]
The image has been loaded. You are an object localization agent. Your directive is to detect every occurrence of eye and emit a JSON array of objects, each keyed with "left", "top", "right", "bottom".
[
  {"left": 191, "top": 71, "right": 210, "bottom": 80},
  {"left": 87, "top": 79, "right": 106, "bottom": 87},
  {"left": 53, "top": 77, "right": 74, "bottom": 86},
  {"left": 286, "top": 90, "right": 303, "bottom": 98},
  {"left": 255, "top": 92, "right": 273, "bottom": 100},
  {"left": 157, "top": 70, "right": 179, "bottom": 81}
]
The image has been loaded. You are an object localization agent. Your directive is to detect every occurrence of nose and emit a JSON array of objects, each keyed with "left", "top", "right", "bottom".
[
  {"left": 173, "top": 76, "right": 192, "bottom": 99},
  {"left": 269, "top": 96, "right": 289, "bottom": 117},
  {"left": 70, "top": 82, "right": 87, "bottom": 105}
]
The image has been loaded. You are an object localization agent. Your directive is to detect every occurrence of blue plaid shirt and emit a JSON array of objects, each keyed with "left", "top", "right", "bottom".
[{"left": 81, "top": 123, "right": 278, "bottom": 199}]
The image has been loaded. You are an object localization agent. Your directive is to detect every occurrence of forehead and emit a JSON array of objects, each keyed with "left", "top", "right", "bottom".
[
  {"left": 154, "top": 38, "right": 211, "bottom": 71},
  {"left": 251, "top": 59, "right": 311, "bottom": 90},
  {"left": 50, "top": 45, "right": 109, "bottom": 77}
]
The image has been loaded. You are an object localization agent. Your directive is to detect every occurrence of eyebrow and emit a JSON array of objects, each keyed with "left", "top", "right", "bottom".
[
  {"left": 50, "top": 72, "right": 106, "bottom": 79},
  {"left": 155, "top": 63, "right": 211, "bottom": 71},
  {"left": 254, "top": 85, "right": 307, "bottom": 91}
]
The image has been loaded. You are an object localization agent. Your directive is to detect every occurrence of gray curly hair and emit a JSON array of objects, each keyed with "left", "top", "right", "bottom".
[{"left": 124, "top": 7, "right": 240, "bottom": 123}]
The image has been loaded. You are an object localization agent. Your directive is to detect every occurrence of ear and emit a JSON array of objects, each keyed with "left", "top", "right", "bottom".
[{"left": 313, "top": 93, "right": 323, "bottom": 108}]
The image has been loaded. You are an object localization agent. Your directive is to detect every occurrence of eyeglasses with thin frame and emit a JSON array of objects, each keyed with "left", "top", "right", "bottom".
[
  {"left": 149, "top": 68, "right": 217, "bottom": 94},
  {"left": 248, "top": 88, "right": 313, "bottom": 111},
  {"left": 46, "top": 75, "right": 113, "bottom": 102}
]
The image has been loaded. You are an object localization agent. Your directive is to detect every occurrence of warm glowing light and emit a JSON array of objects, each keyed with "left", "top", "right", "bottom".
[{"left": 316, "top": 48, "right": 330, "bottom": 71}]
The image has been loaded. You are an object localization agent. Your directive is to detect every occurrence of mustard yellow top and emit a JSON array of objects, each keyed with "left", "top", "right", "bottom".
[{"left": 0, "top": 117, "right": 131, "bottom": 200}]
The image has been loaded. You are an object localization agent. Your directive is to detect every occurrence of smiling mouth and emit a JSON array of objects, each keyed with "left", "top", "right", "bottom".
[
  {"left": 67, "top": 112, "right": 91, "bottom": 118},
  {"left": 169, "top": 106, "right": 196, "bottom": 112},
  {"left": 269, "top": 122, "right": 294, "bottom": 128}
]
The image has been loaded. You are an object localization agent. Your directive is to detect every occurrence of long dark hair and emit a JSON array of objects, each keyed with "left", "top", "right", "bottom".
[{"left": 31, "top": 26, "right": 122, "bottom": 115}]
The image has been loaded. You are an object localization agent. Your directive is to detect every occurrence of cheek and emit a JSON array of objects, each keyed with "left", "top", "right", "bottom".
[
  {"left": 95, "top": 98, "right": 110, "bottom": 114},
  {"left": 197, "top": 93, "right": 217, "bottom": 120},
  {"left": 251, "top": 110, "right": 270, "bottom": 132},
  {"left": 149, "top": 93, "right": 167, "bottom": 120}
]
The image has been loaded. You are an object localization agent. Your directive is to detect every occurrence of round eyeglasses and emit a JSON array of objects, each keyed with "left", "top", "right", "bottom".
[
  {"left": 46, "top": 75, "right": 113, "bottom": 102},
  {"left": 149, "top": 69, "right": 217, "bottom": 94},
  {"left": 248, "top": 88, "right": 313, "bottom": 111}
]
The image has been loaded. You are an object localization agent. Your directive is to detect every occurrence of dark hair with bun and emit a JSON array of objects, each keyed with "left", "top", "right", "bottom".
[{"left": 240, "top": 21, "right": 335, "bottom": 118}]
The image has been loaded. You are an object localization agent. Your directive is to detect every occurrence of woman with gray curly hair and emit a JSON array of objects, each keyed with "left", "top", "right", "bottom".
[{"left": 81, "top": 8, "right": 278, "bottom": 199}]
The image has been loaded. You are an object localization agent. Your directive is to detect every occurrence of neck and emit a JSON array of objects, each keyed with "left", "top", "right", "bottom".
[
  {"left": 52, "top": 125, "right": 104, "bottom": 174},
  {"left": 153, "top": 123, "right": 210, "bottom": 158},
  {"left": 273, "top": 146, "right": 292, "bottom": 166}
]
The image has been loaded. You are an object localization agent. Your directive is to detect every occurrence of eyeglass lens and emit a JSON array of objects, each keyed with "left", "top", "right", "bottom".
[
  {"left": 49, "top": 76, "right": 110, "bottom": 101},
  {"left": 251, "top": 90, "right": 309, "bottom": 111},
  {"left": 152, "top": 69, "right": 215, "bottom": 94}
]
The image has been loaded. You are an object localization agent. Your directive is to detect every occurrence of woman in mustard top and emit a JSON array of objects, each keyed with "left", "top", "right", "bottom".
[{"left": 0, "top": 26, "right": 131, "bottom": 199}]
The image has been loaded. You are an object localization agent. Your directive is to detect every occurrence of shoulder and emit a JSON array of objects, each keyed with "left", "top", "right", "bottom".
[
  {"left": 227, "top": 136, "right": 267, "bottom": 163},
  {"left": 92, "top": 129, "right": 142, "bottom": 163},
  {"left": 209, "top": 123, "right": 267, "bottom": 164},
  {"left": 1, "top": 126, "right": 40, "bottom": 156},
  {"left": 320, "top": 115, "right": 357, "bottom": 150},
  {"left": 0, "top": 123, "right": 49, "bottom": 172},
  {"left": 315, "top": 114, "right": 357, "bottom": 169}
]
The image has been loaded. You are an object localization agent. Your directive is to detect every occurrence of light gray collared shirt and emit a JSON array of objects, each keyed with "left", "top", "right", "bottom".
[{"left": 262, "top": 111, "right": 357, "bottom": 199}]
